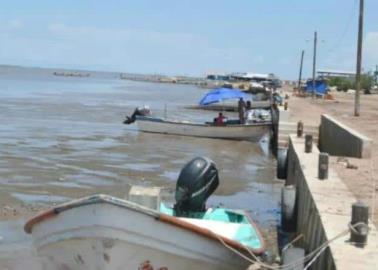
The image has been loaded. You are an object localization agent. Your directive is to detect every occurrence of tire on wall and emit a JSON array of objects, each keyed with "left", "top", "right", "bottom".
[
  {"left": 277, "top": 147, "right": 288, "bottom": 180},
  {"left": 281, "top": 185, "right": 297, "bottom": 232}
]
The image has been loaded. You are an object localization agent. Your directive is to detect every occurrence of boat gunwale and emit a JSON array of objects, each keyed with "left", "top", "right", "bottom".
[
  {"left": 24, "top": 194, "right": 159, "bottom": 234},
  {"left": 24, "top": 194, "right": 266, "bottom": 255},
  {"left": 136, "top": 116, "right": 272, "bottom": 128}
]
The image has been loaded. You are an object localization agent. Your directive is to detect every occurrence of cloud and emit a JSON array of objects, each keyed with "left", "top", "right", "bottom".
[
  {"left": 48, "top": 23, "right": 67, "bottom": 32},
  {"left": 321, "top": 46, "right": 356, "bottom": 72},
  {"left": 0, "top": 19, "right": 23, "bottom": 31},
  {"left": 47, "top": 23, "right": 201, "bottom": 46},
  {"left": 1, "top": 22, "right": 224, "bottom": 75},
  {"left": 9, "top": 19, "right": 23, "bottom": 29},
  {"left": 1, "top": 21, "right": 291, "bottom": 77},
  {"left": 365, "top": 32, "right": 378, "bottom": 68},
  {"left": 319, "top": 31, "right": 378, "bottom": 74}
]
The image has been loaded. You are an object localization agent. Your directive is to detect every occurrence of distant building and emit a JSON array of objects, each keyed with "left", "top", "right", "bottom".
[
  {"left": 229, "top": 72, "right": 273, "bottom": 82},
  {"left": 205, "top": 73, "right": 230, "bottom": 81},
  {"left": 317, "top": 69, "right": 355, "bottom": 79},
  {"left": 228, "top": 72, "right": 281, "bottom": 88},
  {"left": 205, "top": 71, "right": 282, "bottom": 89}
]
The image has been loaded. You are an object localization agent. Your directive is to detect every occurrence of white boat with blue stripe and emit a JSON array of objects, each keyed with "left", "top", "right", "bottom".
[{"left": 135, "top": 116, "right": 271, "bottom": 142}]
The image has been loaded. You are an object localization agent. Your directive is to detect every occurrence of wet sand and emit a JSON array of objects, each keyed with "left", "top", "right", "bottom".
[{"left": 0, "top": 66, "right": 282, "bottom": 267}]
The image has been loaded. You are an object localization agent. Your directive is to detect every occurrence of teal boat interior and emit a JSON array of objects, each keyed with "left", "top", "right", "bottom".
[{"left": 160, "top": 202, "right": 264, "bottom": 251}]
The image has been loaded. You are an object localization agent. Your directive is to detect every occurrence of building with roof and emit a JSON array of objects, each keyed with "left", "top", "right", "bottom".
[{"left": 317, "top": 69, "right": 356, "bottom": 79}]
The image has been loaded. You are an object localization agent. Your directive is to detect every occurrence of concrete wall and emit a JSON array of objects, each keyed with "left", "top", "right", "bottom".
[
  {"left": 319, "top": 114, "right": 372, "bottom": 158},
  {"left": 287, "top": 135, "right": 378, "bottom": 270},
  {"left": 278, "top": 105, "right": 290, "bottom": 122}
]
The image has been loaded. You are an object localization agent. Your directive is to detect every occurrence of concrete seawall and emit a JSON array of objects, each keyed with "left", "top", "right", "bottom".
[
  {"left": 287, "top": 134, "right": 378, "bottom": 269},
  {"left": 319, "top": 114, "right": 372, "bottom": 158}
]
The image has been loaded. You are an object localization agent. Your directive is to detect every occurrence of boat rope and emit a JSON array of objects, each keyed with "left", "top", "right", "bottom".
[
  {"left": 302, "top": 244, "right": 328, "bottom": 270},
  {"left": 215, "top": 222, "right": 367, "bottom": 270},
  {"left": 281, "top": 233, "right": 303, "bottom": 253}
]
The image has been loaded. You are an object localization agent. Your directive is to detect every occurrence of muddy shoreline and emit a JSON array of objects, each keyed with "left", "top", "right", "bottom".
[{"left": 0, "top": 67, "right": 282, "bottom": 267}]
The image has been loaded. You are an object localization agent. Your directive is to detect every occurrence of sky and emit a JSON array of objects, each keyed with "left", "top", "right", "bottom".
[{"left": 0, "top": 0, "right": 377, "bottom": 79}]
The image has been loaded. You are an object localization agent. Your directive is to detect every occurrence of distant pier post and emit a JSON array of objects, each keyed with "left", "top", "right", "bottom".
[
  {"left": 318, "top": 152, "right": 329, "bottom": 180},
  {"left": 305, "top": 134, "right": 313, "bottom": 153},
  {"left": 297, "top": 121, "right": 303, "bottom": 137}
]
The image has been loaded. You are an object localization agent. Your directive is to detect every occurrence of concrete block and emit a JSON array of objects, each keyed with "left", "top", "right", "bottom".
[
  {"left": 128, "top": 186, "right": 162, "bottom": 210},
  {"left": 319, "top": 114, "right": 372, "bottom": 158},
  {"left": 278, "top": 106, "right": 290, "bottom": 122},
  {"left": 282, "top": 247, "right": 305, "bottom": 270}
]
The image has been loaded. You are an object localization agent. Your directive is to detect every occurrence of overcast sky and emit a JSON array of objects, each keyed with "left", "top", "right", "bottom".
[{"left": 1, "top": 0, "right": 377, "bottom": 79}]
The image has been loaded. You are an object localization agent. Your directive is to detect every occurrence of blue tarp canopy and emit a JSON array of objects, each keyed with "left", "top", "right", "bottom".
[
  {"left": 199, "top": 88, "right": 249, "bottom": 105},
  {"left": 306, "top": 80, "right": 328, "bottom": 95}
]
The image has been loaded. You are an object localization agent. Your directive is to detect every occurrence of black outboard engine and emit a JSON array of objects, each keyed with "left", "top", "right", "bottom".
[{"left": 174, "top": 157, "right": 219, "bottom": 216}]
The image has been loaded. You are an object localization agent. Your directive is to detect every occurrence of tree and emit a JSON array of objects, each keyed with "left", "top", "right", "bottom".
[
  {"left": 328, "top": 77, "right": 353, "bottom": 91},
  {"left": 328, "top": 73, "right": 374, "bottom": 93},
  {"left": 360, "top": 73, "right": 374, "bottom": 93}
]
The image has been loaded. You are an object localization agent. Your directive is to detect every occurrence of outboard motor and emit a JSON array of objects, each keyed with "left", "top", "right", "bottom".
[
  {"left": 123, "top": 106, "right": 151, "bottom": 124},
  {"left": 174, "top": 157, "right": 219, "bottom": 216}
]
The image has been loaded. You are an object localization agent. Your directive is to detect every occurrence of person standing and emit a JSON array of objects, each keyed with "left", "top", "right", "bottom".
[{"left": 238, "top": 98, "right": 246, "bottom": 124}]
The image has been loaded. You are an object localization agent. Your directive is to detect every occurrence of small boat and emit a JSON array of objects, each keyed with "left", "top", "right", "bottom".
[
  {"left": 135, "top": 116, "right": 271, "bottom": 142},
  {"left": 25, "top": 157, "right": 266, "bottom": 270}
]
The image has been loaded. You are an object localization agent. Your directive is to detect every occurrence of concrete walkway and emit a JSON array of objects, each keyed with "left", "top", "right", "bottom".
[
  {"left": 288, "top": 135, "right": 378, "bottom": 270},
  {"left": 285, "top": 90, "right": 378, "bottom": 227}
]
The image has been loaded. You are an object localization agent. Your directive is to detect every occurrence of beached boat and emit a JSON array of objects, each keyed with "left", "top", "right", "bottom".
[
  {"left": 136, "top": 116, "right": 271, "bottom": 142},
  {"left": 24, "top": 157, "right": 266, "bottom": 270},
  {"left": 24, "top": 195, "right": 265, "bottom": 270}
]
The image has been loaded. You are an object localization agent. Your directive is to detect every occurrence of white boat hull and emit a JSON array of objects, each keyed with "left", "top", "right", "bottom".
[
  {"left": 136, "top": 118, "right": 270, "bottom": 142},
  {"left": 27, "top": 197, "right": 253, "bottom": 270}
]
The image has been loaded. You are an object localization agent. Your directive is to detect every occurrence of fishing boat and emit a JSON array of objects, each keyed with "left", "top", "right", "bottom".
[
  {"left": 25, "top": 157, "right": 266, "bottom": 270},
  {"left": 135, "top": 116, "right": 271, "bottom": 142}
]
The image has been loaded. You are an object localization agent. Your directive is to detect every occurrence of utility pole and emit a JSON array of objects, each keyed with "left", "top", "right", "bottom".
[
  {"left": 297, "top": 50, "right": 305, "bottom": 92},
  {"left": 312, "top": 31, "right": 317, "bottom": 98},
  {"left": 355, "top": 0, "right": 364, "bottom": 117}
]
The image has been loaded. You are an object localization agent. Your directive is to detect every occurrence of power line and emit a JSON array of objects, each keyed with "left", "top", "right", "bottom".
[{"left": 326, "top": 0, "right": 358, "bottom": 55}]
